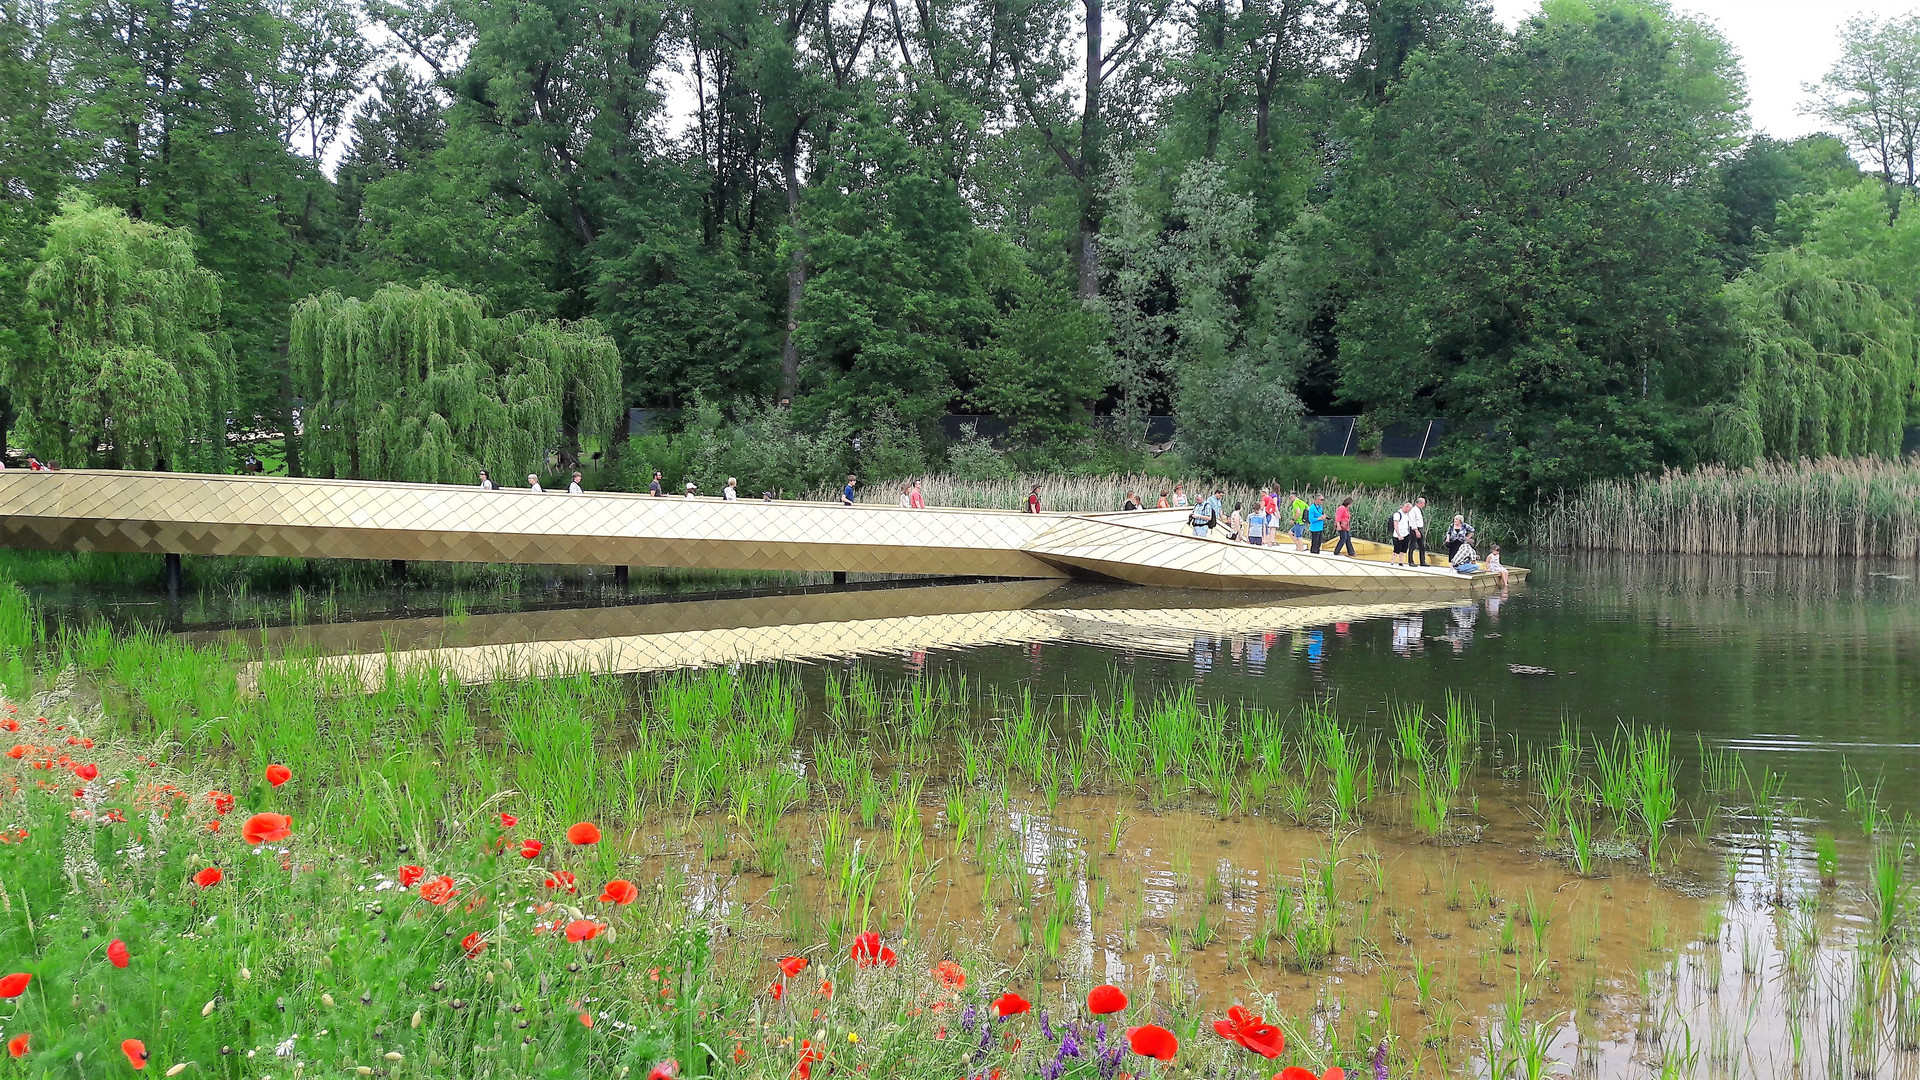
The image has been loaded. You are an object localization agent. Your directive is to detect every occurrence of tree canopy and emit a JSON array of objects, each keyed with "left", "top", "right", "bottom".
[{"left": 0, "top": 0, "right": 1910, "bottom": 505}]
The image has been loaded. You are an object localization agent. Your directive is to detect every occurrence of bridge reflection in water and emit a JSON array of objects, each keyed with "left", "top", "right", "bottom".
[{"left": 196, "top": 580, "right": 1482, "bottom": 689}]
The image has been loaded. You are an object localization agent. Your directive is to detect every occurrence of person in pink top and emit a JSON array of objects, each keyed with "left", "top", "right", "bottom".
[
  {"left": 1260, "top": 486, "right": 1279, "bottom": 521},
  {"left": 1333, "top": 497, "right": 1355, "bottom": 556}
]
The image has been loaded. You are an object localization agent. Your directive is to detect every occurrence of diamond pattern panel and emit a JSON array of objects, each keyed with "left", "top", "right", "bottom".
[{"left": 0, "top": 471, "right": 1524, "bottom": 593}]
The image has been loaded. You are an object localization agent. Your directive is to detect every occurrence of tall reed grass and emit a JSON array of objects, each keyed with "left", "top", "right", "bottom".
[{"left": 1537, "top": 457, "right": 1920, "bottom": 560}]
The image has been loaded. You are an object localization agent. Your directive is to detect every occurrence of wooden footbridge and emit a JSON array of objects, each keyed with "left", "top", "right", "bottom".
[{"left": 0, "top": 471, "right": 1522, "bottom": 593}]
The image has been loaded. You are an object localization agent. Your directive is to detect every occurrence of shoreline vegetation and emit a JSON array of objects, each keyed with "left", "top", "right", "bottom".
[{"left": 1537, "top": 456, "right": 1920, "bottom": 561}]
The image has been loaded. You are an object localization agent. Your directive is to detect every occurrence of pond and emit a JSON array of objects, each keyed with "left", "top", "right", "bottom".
[{"left": 17, "top": 552, "right": 1920, "bottom": 1077}]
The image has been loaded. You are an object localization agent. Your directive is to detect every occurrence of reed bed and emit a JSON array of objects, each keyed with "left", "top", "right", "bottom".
[{"left": 1537, "top": 456, "right": 1920, "bottom": 560}]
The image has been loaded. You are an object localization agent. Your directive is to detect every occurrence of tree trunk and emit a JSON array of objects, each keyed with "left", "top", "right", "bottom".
[
  {"left": 1076, "top": 0, "right": 1104, "bottom": 302},
  {"left": 778, "top": 142, "right": 807, "bottom": 402}
]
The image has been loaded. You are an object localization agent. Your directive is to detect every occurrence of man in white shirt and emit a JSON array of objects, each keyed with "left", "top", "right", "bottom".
[
  {"left": 526, "top": 473, "right": 543, "bottom": 492},
  {"left": 1391, "top": 502, "right": 1413, "bottom": 565},
  {"left": 567, "top": 471, "right": 584, "bottom": 494},
  {"left": 1408, "top": 497, "right": 1428, "bottom": 566},
  {"left": 723, "top": 477, "right": 738, "bottom": 501}
]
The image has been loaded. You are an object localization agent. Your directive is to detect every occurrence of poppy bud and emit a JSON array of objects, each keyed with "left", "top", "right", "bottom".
[{"left": 265, "top": 764, "right": 291, "bottom": 787}]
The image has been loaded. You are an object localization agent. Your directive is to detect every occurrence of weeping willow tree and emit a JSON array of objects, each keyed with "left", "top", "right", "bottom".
[
  {"left": 1720, "top": 183, "right": 1920, "bottom": 464},
  {"left": 289, "top": 283, "right": 622, "bottom": 484},
  {"left": 7, "top": 195, "right": 233, "bottom": 469}
]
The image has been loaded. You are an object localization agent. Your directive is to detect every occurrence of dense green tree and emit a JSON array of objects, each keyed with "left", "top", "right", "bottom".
[
  {"left": 1716, "top": 134, "right": 1862, "bottom": 270},
  {"left": 1320, "top": 0, "right": 1745, "bottom": 508},
  {"left": 289, "top": 283, "right": 621, "bottom": 483},
  {"left": 0, "top": 0, "right": 64, "bottom": 456},
  {"left": 1721, "top": 182, "right": 1920, "bottom": 462},
  {"left": 12, "top": 196, "right": 234, "bottom": 469}
]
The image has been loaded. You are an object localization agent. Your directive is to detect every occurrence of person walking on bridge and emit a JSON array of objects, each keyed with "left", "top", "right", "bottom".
[
  {"left": 909, "top": 481, "right": 926, "bottom": 509},
  {"left": 649, "top": 471, "right": 664, "bottom": 497},
  {"left": 1408, "top": 497, "right": 1429, "bottom": 566},
  {"left": 477, "top": 469, "right": 497, "bottom": 490},
  {"left": 1026, "top": 484, "right": 1042, "bottom": 513},
  {"left": 1391, "top": 502, "right": 1414, "bottom": 565},
  {"left": 841, "top": 475, "right": 857, "bottom": 505},
  {"left": 526, "top": 474, "right": 544, "bottom": 492},
  {"left": 568, "top": 471, "right": 584, "bottom": 494},
  {"left": 1333, "top": 497, "right": 1355, "bottom": 556},
  {"left": 1307, "top": 495, "right": 1327, "bottom": 553}
]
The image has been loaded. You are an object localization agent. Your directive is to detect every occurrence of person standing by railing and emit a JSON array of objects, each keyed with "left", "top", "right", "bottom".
[
  {"left": 1333, "top": 497, "right": 1356, "bottom": 556},
  {"left": 1307, "top": 495, "right": 1327, "bottom": 553}
]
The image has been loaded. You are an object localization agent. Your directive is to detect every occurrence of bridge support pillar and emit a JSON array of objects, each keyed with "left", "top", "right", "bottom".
[
  {"left": 614, "top": 565, "right": 629, "bottom": 588},
  {"left": 391, "top": 559, "right": 407, "bottom": 581},
  {"left": 164, "top": 553, "right": 181, "bottom": 599},
  {"left": 832, "top": 571, "right": 848, "bottom": 585}
]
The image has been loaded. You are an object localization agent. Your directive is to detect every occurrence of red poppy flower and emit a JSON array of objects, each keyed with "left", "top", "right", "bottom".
[
  {"left": 208, "top": 791, "right": 235, "bottom": 814},
  {"left": 647, "top": 1060, "right": 679, "bottom": 1080},
  {"left": 397, "top": 865, "right": 425, "bottom": 888},
  {"left": 849, "top": 931, "right": 897, "bottom": 967},
  {"left": 599, "top": 879, "right": 639, "bottom": 905},
  {"left": 1127, "top": 1024, "right": 1179, "bottom": 1062},
  {"left": 193, "top": 867, "right": 223, "bottom": 888},
  {"left": 934, "top": 960, "right": 965, "bottom": 988},
  {"left": 545, "top": 870, "right": 578, "bottom": 893},
  {"left": 419, "top": 876, "right": 459, "bottom": 905},
  {"left": 0, "top": 973, "right": 29, "bottom": 998},
  {"left": 818, "top": 979, "right": 833, "bottom": 998},
  {"left": 6, "top": 1032, "right": 26, "bottom": 1058},
  {"left": 769, "top": 979, "right": 785, "bottom": 1001},
  {"left": 565, "top": 919, "right": 604, "bottom": 943},
  {"left": 1276, "top": 1070, "right": 1344, "bottom": 1080},
  {"left": 1088, "top": 984, "right": 1128, "bottom": 1014},
  {"left": 566, "top": 822, "right": 601, "bottom": 845},
  {"left": 499, "top": 812, "right": 518, "bottom": 828},
  {"left": 462, "top": 932, "right": 487, "bottom": 958},
  {"left": 264, "top": 764, "right": 291, "bottom": 787},
  {"left": 778, "top": 956, "right": 809, "bottom": 978},
  {"left": 578, "top": 1012, "right": 594, "bottom": 1027},
  {"left": 207, "top": 820, "right": 221, "bottom": 832},
  {"left": 122, "top": 1038, "right": 148, "bottom": 1069},
  {"left": 1215, "top": 1005, "right": 1285, "bottom": 1059},
  {"left": 72, "top": 763, "right": 97, "bottom": 781},
  {"left": 793, "top": 1039, "right": 823, "bottom": 1080},
  {"left": 5, "top": 745, "right": 24, "bottom": 759},
  {"left": 107, "top": 939, "right": 130, "bottom": 969},
  {"left": 518, "top": 837, "right": 544, "bottom": 859},
  {"left": 241, "top": 812, "right": 292, "bottom": 845},
  {"left": 993, "top": 992, "right": 1031, "bottom": 1018}
]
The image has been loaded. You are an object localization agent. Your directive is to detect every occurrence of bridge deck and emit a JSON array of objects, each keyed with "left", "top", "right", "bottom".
[{"left": 0, "top": 471, "right": 1523, "bottom": 593}]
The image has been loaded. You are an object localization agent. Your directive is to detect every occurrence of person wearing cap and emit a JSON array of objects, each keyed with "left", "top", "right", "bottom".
[{"left": 684, "top": 480, "right": 698, "bottom": 497}]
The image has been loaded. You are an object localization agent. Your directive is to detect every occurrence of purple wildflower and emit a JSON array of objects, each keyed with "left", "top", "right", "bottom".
[
  {"left": 1041, "top": 1009, "right": 1055, "bottom": 1042},
  {"left": 961, "top": 1003, "right": 978, "bottom": 1035},
  {"left": 1373, "top": 1037, "right": 1390, "bottom": 1080},
  {"left": 1060, "top": 1028, "right": 1083, "bottom": 1059}
]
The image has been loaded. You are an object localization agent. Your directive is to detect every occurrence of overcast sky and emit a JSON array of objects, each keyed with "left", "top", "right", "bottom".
[{"left": 1490, "top": 0, "right": 1918, "bottom": 140}]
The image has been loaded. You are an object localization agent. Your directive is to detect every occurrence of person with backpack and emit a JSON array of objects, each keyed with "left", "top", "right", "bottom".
[
  {"left": 1189, "top": 489, "right": 1222, "bottom": 537},
  {"left": 1288, "top": 492, "right": 1309, "bottom": 550},
  {"left": 1391, "top": 502, "right": 1414, "bottom": 565}
]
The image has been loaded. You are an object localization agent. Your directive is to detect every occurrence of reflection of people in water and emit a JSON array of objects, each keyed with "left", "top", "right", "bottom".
[
  {"left": 1446, "top": 603, "right": 1477, "bottom": 653},
  {"left": 1247, "top": 633, "right": 1268, "bottom": 675},
  {"left": 908, "top": 649, "right": 927, "bottom": 674},
  {"left": 1334, "top": 622, "right": 1351, "bottom": 638},
  {"left": 1485, "top": 594, "right": 1504, "bottom": 619},
  {"left": 1192, "top": 635, "right": 1214, "bottom": 677},
  {"left": 1305, "top": 629, "right": 1325, "bottom": 666},
  {"left": 1391, "top": 615, "right": 1424, "bottom": 656}
]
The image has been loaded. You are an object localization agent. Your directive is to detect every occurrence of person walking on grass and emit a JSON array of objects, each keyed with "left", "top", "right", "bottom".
[
  {"left": 1307, "top": 494, "right": 1328, "bottom": 554},
  {"left": 1408, "top": 496, "right": 1429, "bottom": 566},
  {"left": 909, "top": 481, "right": 926, "bottom": 509},
  {"left": 1391, "top": 501, "right": 1414, "bottom": 565},
  {"left": 1333, "top": 497, "right": 1355, "bottom": 557}
]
